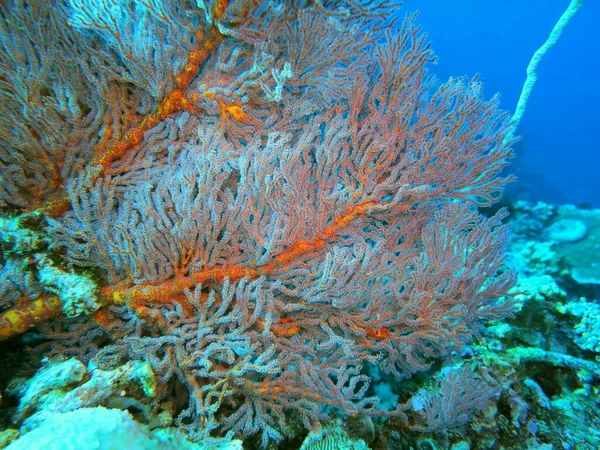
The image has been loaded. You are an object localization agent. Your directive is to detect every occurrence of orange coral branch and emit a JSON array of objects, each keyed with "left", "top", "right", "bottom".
[
  {"left": 40, "top": 26, "right": 226, "bottom": 218},
  {"left": 2, "top": 194, "right": 405, "bottom": 341},
  {"left": 103, "top": 199, "right": 396, "bottom": 312},
  {"left": 94, "top": 27, "right": 224, "bottom": 176},
  {"left": 0, "top": 295, "right": 62, "bottom": 340}
]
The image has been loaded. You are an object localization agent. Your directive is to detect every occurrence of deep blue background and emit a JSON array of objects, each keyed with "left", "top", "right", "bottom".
[{"left": 401, "top": 0, "right": 599, "bottom": 207}]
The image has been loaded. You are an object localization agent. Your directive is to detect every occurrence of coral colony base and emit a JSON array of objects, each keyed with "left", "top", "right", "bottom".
[{"left": 0, "top": 1, "right": 598, "bottom": 449}]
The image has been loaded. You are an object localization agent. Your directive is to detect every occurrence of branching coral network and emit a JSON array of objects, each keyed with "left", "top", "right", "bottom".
[{"left": 1, "top": 0, "right": 516, "bottom": 445}]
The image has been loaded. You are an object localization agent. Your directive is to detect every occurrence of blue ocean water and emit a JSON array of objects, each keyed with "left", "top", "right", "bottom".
[{"left": 403, "top": 0, "right": 599, "bottom": 207}]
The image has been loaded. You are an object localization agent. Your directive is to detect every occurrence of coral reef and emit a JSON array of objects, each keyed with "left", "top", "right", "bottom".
[
  {"left": 9, "top": 0, "right": 590, "bottom": 448},
  {"left": 0, "top": 0, "right": 597, "bottom": 447},
  {"left": 391, "top": 200, "right": 600, "bottom": 450}
]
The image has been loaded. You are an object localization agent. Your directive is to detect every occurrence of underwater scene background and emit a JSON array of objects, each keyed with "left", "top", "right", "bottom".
[
  {"left": 0, "top": 1, "right": 598, "bottom": 449},
  {"left": 406, "top": 0, "right": 600, "bottom": 209}
]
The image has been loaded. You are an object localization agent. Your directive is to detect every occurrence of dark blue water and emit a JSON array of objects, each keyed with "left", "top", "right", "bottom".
[{"left": 402, "top": 0, "right": 599, "bottom": 207}]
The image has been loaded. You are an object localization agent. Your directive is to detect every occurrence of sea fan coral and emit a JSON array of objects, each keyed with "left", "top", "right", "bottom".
[{"left": 0, "top": 0, "right": 515, "bottom": 446}]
